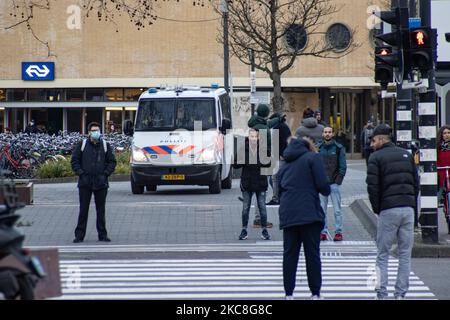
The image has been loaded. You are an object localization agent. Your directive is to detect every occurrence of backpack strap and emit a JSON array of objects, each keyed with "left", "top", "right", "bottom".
[
  {"left": 81, "top": 139, "right": 107, "bottom": 153},
  {"left": 81, "top": 139, "right": 87, "bottom": 152}
]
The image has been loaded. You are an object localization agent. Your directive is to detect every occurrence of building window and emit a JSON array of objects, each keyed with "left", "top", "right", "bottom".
[
  {"left": 106, "top": 108, "right": 123, "bottom": 133},
  {"left": 124, "top": 88, "right": 144, "bottom": 101},
  {"left": 67, "top": 109, "right": 83, "bottom": 132},
  {"left": 66, "top": 89, "right": 84, "bottom": 101},
  {"left": 86, "top": 88, "right": 104, "bottom": 101},
  {"left": 326, "top": 23, "right": 352, "bottom": 52},
  {"left": 0, "top": 89, "right": 5, "bottom": 101},
  {"left": 285, "top": 24, "right": 308, "bottom": 52},
  {"left": 6, "top": 89, "right": 26, "bottom": 101},
  {"left": 105, "top": 89, "right": 124, "bottom": 101},
  {"left": 27, "top": 89, "right": 47, "bottom": 102},
  {"left": 27, "top": 89, "right": 64, "bottom": 102}
]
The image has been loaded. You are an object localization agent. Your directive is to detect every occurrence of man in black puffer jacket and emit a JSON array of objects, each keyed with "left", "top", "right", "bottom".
[{"left": 365, "top": 124, "right": 419, "bottom": 300}]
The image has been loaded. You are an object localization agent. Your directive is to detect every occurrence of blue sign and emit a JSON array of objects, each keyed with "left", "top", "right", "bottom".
[
  {"left": 22, "top": 62, "right": 55, "bottom": 81},
  {"left": 409, "top": 18, "right": 421, "bottom": 29}
]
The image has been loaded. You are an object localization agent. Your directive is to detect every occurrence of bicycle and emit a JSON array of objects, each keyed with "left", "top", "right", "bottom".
[{"left": 437, "top": 166, "right": 450, "bottom": 234}]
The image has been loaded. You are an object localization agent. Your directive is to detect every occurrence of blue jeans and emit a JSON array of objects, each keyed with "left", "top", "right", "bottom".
[
  {"left": 242, "top": 191, "right": 267, "bottom": 228},
  {"left": 375, "top": 207, "right": 414, "bottom": 299},
  {"left": 319, "top": 184, "right": 342, "bottom": 234}
]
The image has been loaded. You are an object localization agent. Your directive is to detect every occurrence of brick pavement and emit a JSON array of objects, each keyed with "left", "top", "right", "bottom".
[{"left": 17, "top": 160, "right": 372, "bottom": 246}]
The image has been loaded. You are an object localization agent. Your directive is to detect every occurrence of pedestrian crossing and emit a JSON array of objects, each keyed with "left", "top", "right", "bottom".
[{"left": 57, "top": 243, "right": 435, "bottom": 300}]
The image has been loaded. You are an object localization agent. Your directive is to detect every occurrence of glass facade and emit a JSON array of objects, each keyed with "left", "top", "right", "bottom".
[
  {"left": 67, "top": 109, "right": 83, "bottom": 132},
  {"left": 124, "top": 88, "right": 143, "bottom": 101},
  {"left": 66, "top": 89, "right": 84, "bottom": 101},
  {"left": 7, "top": 89, "right": 26, "bottom": 101},
  {"left": 86, "top": 88, "right": 104, "bottom": 101},
  {"left": 105, "top": 89, "right": 123, "bottom": 101}
]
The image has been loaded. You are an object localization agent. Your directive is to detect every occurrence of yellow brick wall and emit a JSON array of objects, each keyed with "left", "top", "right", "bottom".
[{"left": 0, "top": 0, "right": 385, "bottom": 81}]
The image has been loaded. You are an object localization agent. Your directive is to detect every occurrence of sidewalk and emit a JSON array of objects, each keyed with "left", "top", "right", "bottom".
[
  {"left": 16, "top": 161, "right": 373, "bottom": 247},
  {"left": 351, "top": 195, "right": 450, "bottom": 258}
]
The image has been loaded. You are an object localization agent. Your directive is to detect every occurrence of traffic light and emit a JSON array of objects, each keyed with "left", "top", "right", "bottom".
[
  {"left": 373, "top": 7, "right": 410, "bottom": 83},
  {"left": 408, "top": 27, "right": 435, "bottom": 76},
  {"left": 374, "top": 46, "right": 394, "bottom": 89}
]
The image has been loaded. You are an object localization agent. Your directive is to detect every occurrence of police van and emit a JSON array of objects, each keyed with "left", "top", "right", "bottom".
[{"left": 125, "top": 85, "right": 234, "bottom": 194}]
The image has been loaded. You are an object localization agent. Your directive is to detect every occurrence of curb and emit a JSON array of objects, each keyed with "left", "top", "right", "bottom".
[
  {"left": 350, "top": 199, "right": 450, "bottom": 258},
  {"left": 31, "top": 174, "right": 130, "bottom": 184}
]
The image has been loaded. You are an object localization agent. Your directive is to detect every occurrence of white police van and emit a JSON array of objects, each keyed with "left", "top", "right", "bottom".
[{"left": 126, "top": 85, "right": 234, "bottom": 194}]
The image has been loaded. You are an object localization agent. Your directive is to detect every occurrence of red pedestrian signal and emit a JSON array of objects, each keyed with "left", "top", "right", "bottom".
[
  {"left": 411, "top": 29, "right": 429, "bottom": 48},
  {"left": 407, "top": 27, "right": 435, "bottom": 76}
]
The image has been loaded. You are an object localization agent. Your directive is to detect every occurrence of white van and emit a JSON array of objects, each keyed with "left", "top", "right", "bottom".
[{"left": 126, "top": 85, "right": 234, "bottom": 194}]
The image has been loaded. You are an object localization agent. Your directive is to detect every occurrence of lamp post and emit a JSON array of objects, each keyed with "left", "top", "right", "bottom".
[
  {"left": 248, "top": 48, "right": 256, "bottom": 115},
  {"left": 220, "top": 0, "right": 230, "bottom": 93}
]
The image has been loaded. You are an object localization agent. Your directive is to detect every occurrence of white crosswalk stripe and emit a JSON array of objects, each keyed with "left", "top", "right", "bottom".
[{"left": 56, "top": 247, "right": 435, "bottom": 300}]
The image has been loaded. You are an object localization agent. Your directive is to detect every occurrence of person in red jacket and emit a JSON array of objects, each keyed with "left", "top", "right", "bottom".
[{"left": 437, "top": 125, "right": 450, "bottom": 190}]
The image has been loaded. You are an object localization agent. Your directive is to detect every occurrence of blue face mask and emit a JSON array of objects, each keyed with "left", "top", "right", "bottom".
[{"left": 90, "top": 130, "right": 101, "bottom": 140}]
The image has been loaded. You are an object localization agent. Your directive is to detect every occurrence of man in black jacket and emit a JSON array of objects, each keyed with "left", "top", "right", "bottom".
[
  {"left": 234, "top": 128, "right": 271, "bottom": 241},
  {"left": 366, "top": 124, "right": 419, "bottom": 300},
  {"left": 71, "top": 122, "right": 117, "bottom": 243}
]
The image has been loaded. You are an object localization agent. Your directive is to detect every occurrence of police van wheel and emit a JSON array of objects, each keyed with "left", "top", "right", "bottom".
[
  {"left": 131, "top": 175, "right": 144, "bottom": 194},
  {"left": 146, "top": 185, "right": 157, "bottom": 192},
  {"left": 221, "top": 167, "right": 233, "bottom": 189},
  {"left": 209, "top": 171, "right": 222, "bottom": 194}
]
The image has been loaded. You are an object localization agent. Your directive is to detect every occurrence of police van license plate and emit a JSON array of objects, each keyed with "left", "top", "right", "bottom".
[{"left": 162, "top": 174, "right": 185, "bottom": 180}]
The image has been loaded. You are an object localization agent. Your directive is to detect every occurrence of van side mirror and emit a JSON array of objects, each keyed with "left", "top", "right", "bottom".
[
  {"left": 220, "top": 118, "right": 231, "bottom": 133},
  {"left": 123, "top": 120, "right": 134, "bottom": 136}
]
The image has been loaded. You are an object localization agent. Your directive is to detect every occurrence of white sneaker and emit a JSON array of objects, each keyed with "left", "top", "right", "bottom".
[
  {"left": 310, "top": 295, "right": 321, "bottom": 300},
  {"left": 285, "top": 295, "right": 294, "bottom": 300}
]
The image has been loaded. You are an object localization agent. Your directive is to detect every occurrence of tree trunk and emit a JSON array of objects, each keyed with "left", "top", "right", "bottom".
[
  {"left": 269, "top": 0, "right": 284, "bottom": 113},
  {"left": 271, "top": 71, "right": 284, "bottom": 113}
]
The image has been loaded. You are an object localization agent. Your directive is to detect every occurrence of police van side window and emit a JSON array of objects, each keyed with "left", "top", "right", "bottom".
[{"left": 219, "top": 94, "right": 232, "bottom": 123}]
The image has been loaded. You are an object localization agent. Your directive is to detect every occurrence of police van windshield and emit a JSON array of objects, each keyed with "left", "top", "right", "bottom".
[{"left": 135, "top": 98, "right": 216, "bottom": 131}]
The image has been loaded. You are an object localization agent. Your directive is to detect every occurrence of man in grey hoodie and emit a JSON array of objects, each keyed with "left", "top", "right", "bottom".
[{"left": 295, "top": 109, "right": 325, "bottom": 143}]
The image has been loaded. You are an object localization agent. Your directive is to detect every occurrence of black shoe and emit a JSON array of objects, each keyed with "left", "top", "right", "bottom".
[
  {"left": 73, "top": 238, "right": 83, "bottom": 243},
  {"left": 238, "top": 229, "right": 248, "bottom": 240},
  {"left": 98, "top": 237, "right": 111, "bottom": 242},
  {"left": 266, "top": 200, "right": 280, "bottom": 206},
  {"left": 261, "top": 228, "right": 271, "bottom": 240}
]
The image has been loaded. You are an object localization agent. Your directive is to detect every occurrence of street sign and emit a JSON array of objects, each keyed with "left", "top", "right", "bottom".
[
  {"left": 409, "top": 17, "right": 421, "bottom": 29},
  {"left": 22, "top": 62, "right": 55, "bottom": 81},
  {"left": 250, "top": 91, "right": 270, "bottom": 105}
]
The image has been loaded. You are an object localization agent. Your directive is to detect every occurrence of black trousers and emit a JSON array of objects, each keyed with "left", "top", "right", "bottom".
[
  {"left": 75, "top": 187, "right": 108, "bottom": 240},
  {"left": 283, "top": 222, "right": 323, "bottom": 296}
]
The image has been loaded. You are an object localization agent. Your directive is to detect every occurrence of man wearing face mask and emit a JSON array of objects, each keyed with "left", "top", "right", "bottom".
[{"left": 71, "top": 122, "right": 117, "bottom": 243}]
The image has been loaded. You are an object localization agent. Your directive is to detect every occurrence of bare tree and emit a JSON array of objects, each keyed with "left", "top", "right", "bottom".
[{"left": 213, "top": 0, "right": 359, "bottom": 112}]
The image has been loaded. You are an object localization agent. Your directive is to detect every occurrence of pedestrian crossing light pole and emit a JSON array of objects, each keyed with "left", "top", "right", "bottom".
[{"left": 416, "top": 0, "right": 439, "bottom": 244}]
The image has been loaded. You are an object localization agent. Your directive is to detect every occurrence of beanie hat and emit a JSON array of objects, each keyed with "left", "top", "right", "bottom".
[
  {"left": 371, "top": 124, "right": 392, "bottom": 138},
  {"left": 256, "top": 104, "right": 270, "bottom": 118}
]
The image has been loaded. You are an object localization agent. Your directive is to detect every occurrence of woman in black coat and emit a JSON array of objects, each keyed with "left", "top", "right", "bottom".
[{"left": 278, "top": 136, "right": 331, "bottom": 300}]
